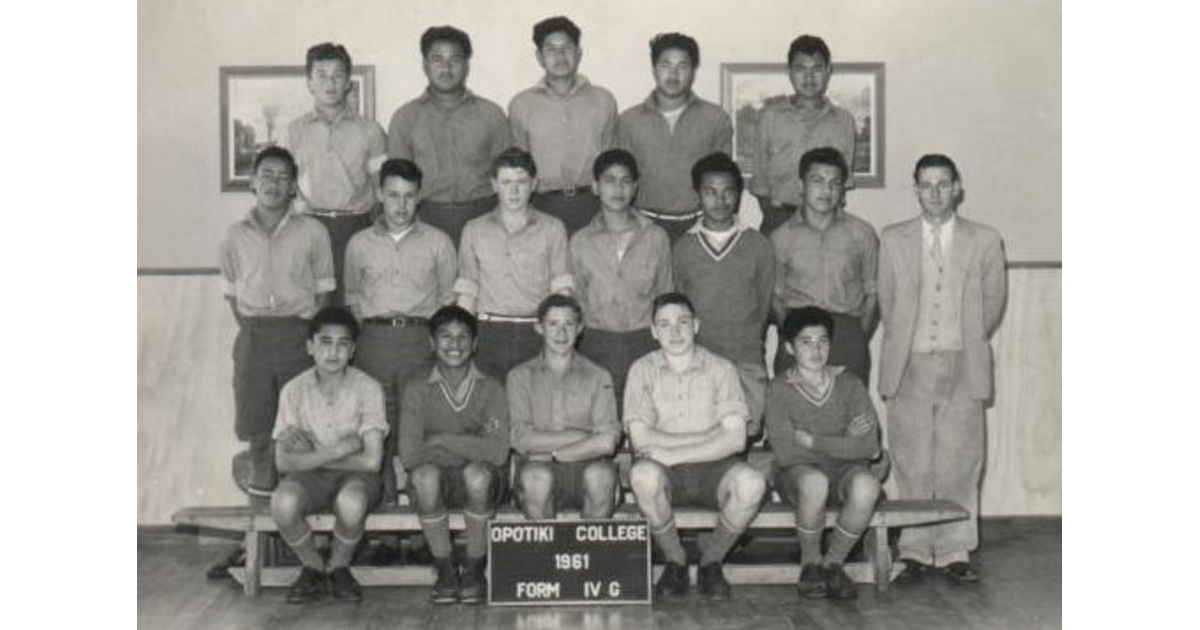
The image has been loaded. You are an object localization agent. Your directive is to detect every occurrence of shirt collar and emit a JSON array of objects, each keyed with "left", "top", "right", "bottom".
[
  {"left": 485, "top": 207, "right": 541, "bottom": 228},
  {"left": 921, "top": 214, "right": 958, "bottom": 238},
  {"left": 371, "top": 217, "right": 427, "bottom": 237},
  {"left": 537, "top": 74, "right": 591, "bottom": 99},
  {"left": 530, "top": 351, "right": 586, "bottom": 376},
  {"left": 783, "top": 365, "right": 845, "bottom": 385},
  {"left": 299, "top": 104, "right": 354, "bottom": 125},
  {"left": 584, "top": 209, "right": 654, "bottom": 234},
  {"left": 647, "top": 347, "right": 708, "bottom": 373},
  {"left": 785, "top": 96, "right": 834, "bottom": 118},
  {"left": 418, "top": 88, "right": 476, "bottom": 110},
  {"left": 639, "top": 90, "right": 697, "bottom": 114},
  {"left": 427, "top": 362, "right": 484, "bottom": 386},
  {"left": 243, "top": 208, "right": 296, "bottom": 236}
]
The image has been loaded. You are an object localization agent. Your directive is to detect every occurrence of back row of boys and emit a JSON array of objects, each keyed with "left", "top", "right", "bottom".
[{"left": 219, "top": 16, "right": 1007, "bottom": 606}]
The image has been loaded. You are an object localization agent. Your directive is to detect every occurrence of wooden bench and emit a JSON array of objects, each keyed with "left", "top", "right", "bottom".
[{"left": 172, "top": 499, "right": 967, "bottom": 596}]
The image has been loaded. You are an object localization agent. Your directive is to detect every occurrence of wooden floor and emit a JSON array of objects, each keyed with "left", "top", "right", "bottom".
[{"left": 139, "top": 517, "right": 1060, "bottom": 630}]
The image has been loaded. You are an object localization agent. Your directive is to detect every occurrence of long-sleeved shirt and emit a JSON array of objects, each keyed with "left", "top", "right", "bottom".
[
  {"left": 764, "top": 367, "right": 878, "bottom": 467},
  {"left": 386, "top": 89, "right": 510, "bottom": 204},
  {"left": 770, "top": 210, "right": 878, "bottom": 318},
  {"left": 569, "top": 212, "right": 673, "bottom": 332},
  {"left": 273, "top": 366, "right": 389, "bottom": 448},
  {"left": 507, "top": 353, "right": 620, "bottom": 455},
  {"left": 343, "top": 219, "right": 457, "bottom": 318},
  {"left": 220, "top": 210, "right": 336, "bottom": 317},
  {"left": 672, "top": 226, "right": 776, "bottom": 365},
  {"left": 284, "top": 107, "right": 387, "bottom": 213},
  {"left": 508, "top": 75, "right": 617, "bottom": 191},
  {"left": 623, "top": 347, "right": 749, "bottom": 435},
  {"left": 617, "top": 92, "right": 732, "bottom": 213},
  {"left": 454, "top": 209, "right": 573, "bottom": 315},
  {"left": 398, "top": 364, "right": 509, "bottom": 469},
  {"left": 749, "top": 98, "right": 856, "bottom": 207}
]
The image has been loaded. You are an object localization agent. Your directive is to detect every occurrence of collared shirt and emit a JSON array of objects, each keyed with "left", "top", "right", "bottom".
[
  {"left": 623, "top": 347, "right": 749, "bottom": 435},
  {"left": 508, "top": 75, "right": 618, "bottom": 191},
  {"left": 507, "top": 352, "right": 620, "bottom": 455},
  {"left": 219, "top": 210, "right": 336, "bottom": 317},
  {"left": 764, "top": 367, "right": 878, "bottom": 468},
  {"left": 913, "top": 215, "right": 963, "bottom": 352},
  {"left": 398, "top": 363, "right": 509, "bottom": 469},
  {"left": 272, "top": 366, "right": 389, "bottom": 449},
  {"left": 617, "top": 92, "right": 732, "bottom": 213},
  {"left": 749, "top": 98, "right": 857, "bottom": 207},
  {"left": 386, "top": 90, "right": 510, "bottom": 203},
  {"left": 771, "top": 210, "right": 879, "bottom": 317},
  {"left": 454, "top": 208, "right": 574, "bottom": 315},
  {"left": 569, "top": 212, "right": 673, "bottom": 332},
  {"left": 343, "top": 219, "right": 458, "bottom": 318},
  {"left": 284, "top": 107, "right": 387, "bottom": 213}
]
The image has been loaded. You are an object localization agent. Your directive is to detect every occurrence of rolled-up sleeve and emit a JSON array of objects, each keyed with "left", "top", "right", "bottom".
[
  {"left": 453, "top": 222, "right": 482, "bottom": 299},
  {"left": 311, "top": 223, "right": 336, "bottom": 293},
  {"left": 622, "top": 360, "right": 658, "bottom": 429},
  {"left": 713, "top": 361, "right": 750, "bottom": 422},
  {"left": 506, "top": 366, "right": 536, "bottom": 455},
  {"left": 548, "top": 222, "right": 574, "bottom": 295}
]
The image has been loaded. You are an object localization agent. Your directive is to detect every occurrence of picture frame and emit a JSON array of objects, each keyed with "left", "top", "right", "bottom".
[
  {"left": 219, "top": 65, "right": 376, "bottom": 191},
  {"left": 721, "top": 62, "right": 885, "bottom": 188}
]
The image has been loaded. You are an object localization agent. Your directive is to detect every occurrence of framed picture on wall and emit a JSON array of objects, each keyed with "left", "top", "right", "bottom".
[
  {"left": 720, "top": 62, "right": 885, "bottom": 188},
  {"left": 219, "top": 65, "right": 376, "bottom": 191}
]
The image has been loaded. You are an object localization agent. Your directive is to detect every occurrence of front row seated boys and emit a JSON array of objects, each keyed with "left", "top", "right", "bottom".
[
  {"left": 765, "top": 306, "right": 881, "bottom": 600},
  {"left": 624, "top": 292, "right": 768, "bottom": 601},
  {"left": 270, "top": 307, "right": 388, "bottom": 604},
  {"left": 399, "top": 306, "right": 510, "bottom": 605},
  {"left": 508, "top": 294, "right": 622, "bottom": 520}
]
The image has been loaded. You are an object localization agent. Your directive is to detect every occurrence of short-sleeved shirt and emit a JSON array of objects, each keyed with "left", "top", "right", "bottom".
[
  {"left": 508, "top": 75, "right": 618, "bottom": 191},
  {"left": 507, "top": 352, "right": 620, "bottom": 455},
  {"left": 219, "top": 210, "right": 336, "bottom": 317},
  {"left": 272, "top": 366, "right": 389, "bottom": 450},
  {"left": 343, "top": 219, "right": 457, "bottom": 318},
  {"left": 617, "top": 93, "right": 732, "bottom": 213},
  {"left": 771, "top": 210, "right": 879, "bottom": 317},
  {"left": 454, "top": 209, "right": 574, "bottom": 315},
  {"left": 623, "top": 347, "right": 749, "bottom": 435},
  {"left": 569, "top": 212, "right": 673, "bottom": 332},
  {"left": 386, "top": 90, "right": 510, "bottom": 203},
  {"left": 284, "top": 108, "right": 387, "bottom": 213},
  {"left": 764, "top": 367, "right": 878, "bottom": 468},
  {"left": 749, "top": 98, "right": 857, "bottom": 207},
  {"left": 398, "top": 363, "right": 510, "bottom": 469}
]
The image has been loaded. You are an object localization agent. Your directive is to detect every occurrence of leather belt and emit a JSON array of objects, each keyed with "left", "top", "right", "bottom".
[
  {"left": 477, "top": 313, "right": 538, "bottom": 324},
  {"left": 306, "top": 209, "right": 372, "bottom": 218},
  {"left": 364, "top": 315, "right": 429, "bottom": 328},
  {"left": 639, "top": 208, "right": 704, "bottom": 222}
]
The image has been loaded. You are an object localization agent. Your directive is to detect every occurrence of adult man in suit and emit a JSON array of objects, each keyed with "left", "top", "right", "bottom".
[{"left": 878, "top": 154, "right": 1006, "bottom": 585}]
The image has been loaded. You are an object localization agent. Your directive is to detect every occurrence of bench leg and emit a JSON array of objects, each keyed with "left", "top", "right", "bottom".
[
  {"left": 865, "top": 526, "right": 892, "bottom": 592},
  {"left": 244, "top": 530, "right": 263, "bottom": 597}
]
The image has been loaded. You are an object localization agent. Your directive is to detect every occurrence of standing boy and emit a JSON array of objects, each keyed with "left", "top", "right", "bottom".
[
  {"left": 399, "top": 306, "right": 510, "bottom": 604},
  {"left": 750, "top": 35, "right": 857, "bottom": 236},
  {"left": 771, "top": 147, "right": 878, "bottom": 382},
  {"left": 878, "top": 154, "right": 1007, "bottom": 584},
  {"left": 270, "top": 307, "right": 389, "bottom": 603},
  {"left": 618, "top": 33, "right": 732, "bottom": 241},
  {"left": 344, "top": 158, "right": 457, "bottom": 501},
  {"left": 285, "top": 42, "right": 387, "bottom": 304},
  {"left": 570, "top": 149, "right": 673, "bottom": 405},
  {"left": 387, "top": 26, "right": 510, "bottom": 246},
  {"left": 673, "top": 153, "right": 775, "bottom": 433},
  {"left": 509, "top": 16, "right": 617, "bottom": 235},
  {"left": 508, "top": 295, "right": 621, "bottom": 519},
  {"left": 765, "top": 307, "right": 881, "bottom": 600},
  {"left": 455, "top": 147, "right": 573, "bottom": 380},
  {"left": 625, "top": 292, "right": 767, "bottom": 601}
]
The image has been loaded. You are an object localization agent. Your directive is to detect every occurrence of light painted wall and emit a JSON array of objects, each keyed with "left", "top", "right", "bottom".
[{"left": 138, "top": 0, "right": 1061, "bottom": 267}]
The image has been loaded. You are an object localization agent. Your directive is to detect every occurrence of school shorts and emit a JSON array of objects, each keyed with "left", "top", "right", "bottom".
[
  {"left": 512, "top": 458, "right": 618, "bottom": 511},
  {"left": 407, "top": 462, "right": 509, "bottom": 510},
  {"left": 278, "top": 470, "right": 384, "bottom": 515},
  {"left": 774, "top": 461, "right": 873, "bottom": 508},
  {"left": 637, "top": 456, "right": 745, "bottom": 510}
]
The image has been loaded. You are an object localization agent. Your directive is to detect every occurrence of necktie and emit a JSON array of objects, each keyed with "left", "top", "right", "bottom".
[{"left": 930, "top": 223, "right": 944, "bottom": 268}]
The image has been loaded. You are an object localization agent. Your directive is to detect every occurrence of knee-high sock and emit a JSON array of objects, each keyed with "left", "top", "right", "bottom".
[
  {"left": 796, "top": 525, "right": 823, "bottom": 567},
  {"left": 698, "top": 514, "right": 744, "bottom": 566},
  {"left": 421, "top": 512, "right": 454, "bottom": 559},
  {"left": 652, "top": 519, "right": 688, "bottom": 565},
  {"left": 825, "top": 524, "right": 863, "bottom": 565},
  {"left": 464, "top": 509, "right": 492, "bottom": 560}
]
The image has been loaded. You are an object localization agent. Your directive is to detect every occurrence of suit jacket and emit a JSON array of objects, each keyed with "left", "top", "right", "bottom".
[{"left": 877, "top": 215, "right": 1007, "bottom": 401}]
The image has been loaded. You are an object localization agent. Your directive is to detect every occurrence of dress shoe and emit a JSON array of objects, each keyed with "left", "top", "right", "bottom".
[
  {"left": 942, "top": 561, "right": 981, "bottom": 584},
  {"left": 655, "top": 562, "right": 690, "bottom": 599},
  {"left": 430, "top": 558, "right": 459, "bottom": 604},
  {"left": 286, "top": 566, "right": 327, "bottom": 603},
  {"left": 893, "top": 559, "right": 934, "bottom": 585},
  {"left": 697, "top": 562, "right": 731, "bottom": 601},
  {"left": 823, "top": 564, "right": 858, "bottom": 600},
  {"left": 797, "top": 563, "right": 826, "bottom": 599},
  {"left": 329, "top": 567, "right": 362, "bottom": 601}
]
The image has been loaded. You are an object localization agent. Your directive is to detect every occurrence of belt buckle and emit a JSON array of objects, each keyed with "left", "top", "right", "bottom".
[{"left": 561, "top": 185, "right": 577, "bottom": 198}]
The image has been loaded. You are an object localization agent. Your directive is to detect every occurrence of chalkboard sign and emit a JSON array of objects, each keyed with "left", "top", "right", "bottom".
[{"left": 488, "top": 519, "right": 652, "bottom": 605}]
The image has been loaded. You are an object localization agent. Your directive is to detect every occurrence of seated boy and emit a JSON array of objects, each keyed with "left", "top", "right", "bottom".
[
  {"left": 625, "top": 292, "right": 767, "bottom": 601},
  {"left": 399, "top": 306, "right": 510, "bottom": 605},
  {"left": 508, "top": 294, "right": 621, "bottom": 520},
  {"left": 764, "top": 306, "right": 881, "bottom": 600},
  {"left": 270, "top": 306, "right": 388, "bottom": 603}
]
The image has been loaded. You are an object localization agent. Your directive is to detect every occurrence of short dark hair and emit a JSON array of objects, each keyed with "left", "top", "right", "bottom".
[
  {"left": 787, "top": 35, "right": 832, "bottom": 66},
  {"left": 306, "top": 42, "right": 352, "bottom": 76},
  {"left": 798, "top": 147, "right": 850, "bottom": 182},
  {"left": 592, "top": 148, "right": 640, "bottom": 181},
  {"left": 649, "top": 32, "right": 699, "bottom": 67},
  {"left": 536, "top": 294, "right": 583, "bottom": 323},
  {"left": 491, "top": 147, "right": 538, "bottom": 179},
  {"left": 421, "top": 25, "right": 472, "bottom": 58},
  {"left": 691, "top": 152, "right": 744, "bottom": 194},
  {"left": 781, "top": 307, "right": 835, "bottom": 344},
  {"left": 651, "top": 292, "right": 696, "bottom": 319},
  {"left": 308, "top": 306, "right": 360, "bottom": 341},
  {"left": 252, "top": 146, "right": 297, "bottom": 179},
  {"left": 379, "top": 158, "right": 423, "bottom": 189},
  {"left": 913, "top": 153, "right": 961, "bottom": 183},
  {"left": 429, "top": 305, "right": 478, "bottom": 339},
  {"left": 533, "top": 16, "right": 581, "bottom": 48}
]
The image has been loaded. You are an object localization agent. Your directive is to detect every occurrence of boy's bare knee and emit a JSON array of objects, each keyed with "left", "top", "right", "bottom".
[
  {"left": 270, "top": 482, "right": 306, "bottom": 522},
  {"left": 518, "top": 463, "right": 553, "bottom": 496},
  {"left": 462, "top": 462, "right": 496, "bottom": 498},
  {"left": 582, "top": 462, "right": 617, "bottom": 494},
  {"left": 629, "top": 460, "right": 667, "bottom": 498},
  {"left": 334, "top": 482, "right": 370, "bottom": 522}
]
